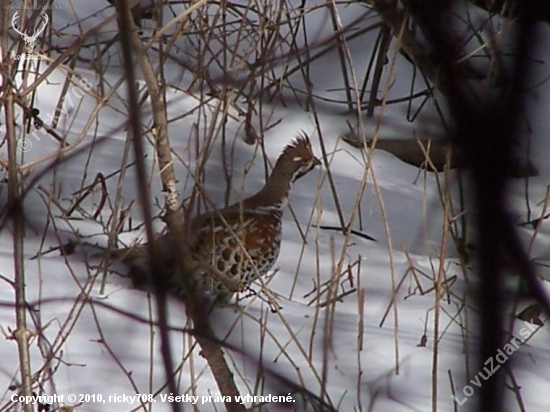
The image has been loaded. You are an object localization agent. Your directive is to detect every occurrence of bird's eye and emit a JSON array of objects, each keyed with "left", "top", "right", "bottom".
[{"left": 293, "top": 154, "right": 312, "bottom": 163}]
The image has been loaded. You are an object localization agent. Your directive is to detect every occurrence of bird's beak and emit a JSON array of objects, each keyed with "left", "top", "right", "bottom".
[{"left": 293, "top": 157, "right": 322, "bottom": 182}]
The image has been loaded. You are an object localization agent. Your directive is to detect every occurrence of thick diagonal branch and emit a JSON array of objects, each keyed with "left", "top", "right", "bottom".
[{"left": 115, "top": 2, "right": 245, "bottom": 411}]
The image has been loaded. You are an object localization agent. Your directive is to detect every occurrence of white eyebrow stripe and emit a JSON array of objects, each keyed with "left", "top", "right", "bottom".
[{"left": 292, "top": 156, "right": 302, "bottom": 161}]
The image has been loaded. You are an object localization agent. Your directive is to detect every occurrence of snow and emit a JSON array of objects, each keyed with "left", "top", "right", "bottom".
[{"left": 1, "top": 2, "right": 549, "bottom": 412}]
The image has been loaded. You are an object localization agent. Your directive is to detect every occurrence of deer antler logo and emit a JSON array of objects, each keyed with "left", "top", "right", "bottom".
[{"left": 12, "top": 11, "right": 49, "bottom": 54}]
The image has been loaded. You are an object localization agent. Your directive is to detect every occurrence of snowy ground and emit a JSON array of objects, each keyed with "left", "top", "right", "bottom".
[{"left": 1, "top": 2, "right": 550, "bottom": 412}]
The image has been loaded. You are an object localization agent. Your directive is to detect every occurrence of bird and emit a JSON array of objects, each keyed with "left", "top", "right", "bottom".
[{"left": 106, "top": 134, "right": 321, "bottom": 304}]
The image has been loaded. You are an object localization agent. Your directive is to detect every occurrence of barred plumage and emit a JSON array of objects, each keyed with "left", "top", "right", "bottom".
[{"left": 109, "top": 134, "right": 320, "bottom": 303}]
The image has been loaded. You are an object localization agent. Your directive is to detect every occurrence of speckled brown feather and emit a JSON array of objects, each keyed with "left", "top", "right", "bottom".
[{"left": 108, "top": 134, "right": 320, "bottom": 303}]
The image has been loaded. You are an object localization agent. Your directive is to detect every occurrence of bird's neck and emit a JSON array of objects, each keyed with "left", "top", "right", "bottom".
[{"left": 244, "top": 165, "right": 293, "bottom": 211}]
